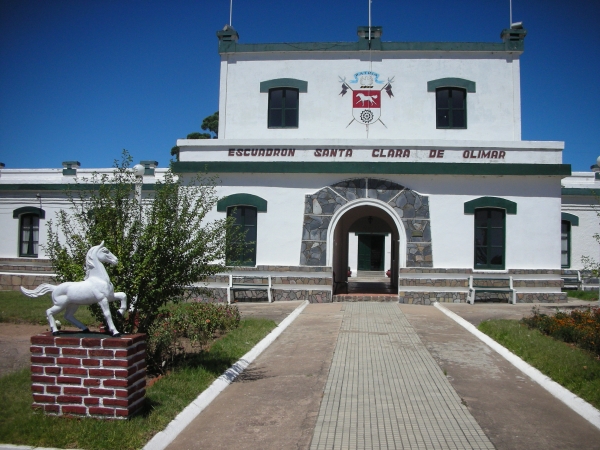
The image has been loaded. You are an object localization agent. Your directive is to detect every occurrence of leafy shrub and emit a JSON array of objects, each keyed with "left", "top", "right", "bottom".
[
  {"left": 147, "top": 302, "right": 241, "bottom": 374},
  {"left": 521, "top": 306, "right": 600, "bottom": 357}
]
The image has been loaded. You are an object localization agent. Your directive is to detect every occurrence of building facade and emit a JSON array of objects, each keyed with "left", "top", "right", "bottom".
[{"left": 2, "top": 25, "right": 594, "bottom": 302}]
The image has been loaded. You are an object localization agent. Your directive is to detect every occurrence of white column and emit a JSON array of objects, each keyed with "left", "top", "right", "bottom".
[
  {"left": 384, "top": 234, "right": 391, "bottom": 272},
  {"left": 348, "top": 233, "right": 358, "bottom": 277}
]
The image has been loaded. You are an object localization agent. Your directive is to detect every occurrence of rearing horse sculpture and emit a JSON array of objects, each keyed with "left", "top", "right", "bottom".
[{"left": 21, "top": 242, "right": 127, "bottom": 336}]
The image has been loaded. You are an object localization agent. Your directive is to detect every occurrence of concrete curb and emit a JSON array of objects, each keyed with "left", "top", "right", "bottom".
[
  {"left": 143, "top": 300, "right": 310, "bottom": 450},
  {"left": 434, "top": 302, "right": 600, "bottom": 431}
]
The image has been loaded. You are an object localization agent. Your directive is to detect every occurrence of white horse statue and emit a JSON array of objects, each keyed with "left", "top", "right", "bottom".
[{"left": 21, "top": 242, "right": 127, "bottom": 336}]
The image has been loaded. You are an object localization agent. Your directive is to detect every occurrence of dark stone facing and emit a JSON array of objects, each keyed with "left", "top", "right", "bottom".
[{"left": 300, "top": 177, "right": 433, "bottom": 267}]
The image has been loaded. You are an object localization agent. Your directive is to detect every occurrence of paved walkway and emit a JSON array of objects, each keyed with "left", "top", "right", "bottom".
[
  {"left": 311, "top": 303, "right": 493, "bottom": 449},
  {"left": 166, "top": 301, "right": 600, "bottom": 449}
]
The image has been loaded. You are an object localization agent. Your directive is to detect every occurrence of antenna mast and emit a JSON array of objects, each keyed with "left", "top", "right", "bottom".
[
  {"left": 509, "top": 0, "right": 512, "bottom": 26},
  {"left": 229, "top": 0, "right": 233, "bottom": 26}
]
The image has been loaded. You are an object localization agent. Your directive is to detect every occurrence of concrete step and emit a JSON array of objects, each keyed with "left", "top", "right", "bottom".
[
  {"left": 333, "top": 294, "right": 398, "bottom": 302},
  {"left": 356, "top": 271, "right": 386, "bottom": 278}
]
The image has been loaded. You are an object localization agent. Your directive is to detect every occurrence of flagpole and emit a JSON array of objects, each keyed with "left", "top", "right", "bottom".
[
  {"left": 230, "top": 0, "right": 233, "bottom": 26},
  {"left": 368, "top": 0, "right": 372, "bottom": 40},
  {"left": 509, "top": 0, "right": 512, "bottom": 27}
]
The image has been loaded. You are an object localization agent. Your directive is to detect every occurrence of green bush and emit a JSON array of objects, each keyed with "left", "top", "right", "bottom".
[{"left": 147, "top": 302, "right": 241, "bottom": 374}]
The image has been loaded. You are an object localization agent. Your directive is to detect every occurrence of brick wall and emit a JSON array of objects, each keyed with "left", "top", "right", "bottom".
[{"left": 30, "top": 332, "right": 146, "bottom": 419}]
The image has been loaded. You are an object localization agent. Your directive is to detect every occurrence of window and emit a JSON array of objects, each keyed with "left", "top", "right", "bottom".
[
  {"left": 227, "top": 206, "right": 257, "bottom": 266},
  {"left": 436, "top": 87, "right": 466, "bottom": 129},
  {"left": 474, "top": 208, "right": 505, "bottom": 269},
  {"left": 20, "top": 214, "right": 40, "bottom": 257},
  {"left": 561, "top": 220, "right": 571, "bottom": 268},
  {"left": 268, "top": 88, "right": 298, "bottom": 128}
]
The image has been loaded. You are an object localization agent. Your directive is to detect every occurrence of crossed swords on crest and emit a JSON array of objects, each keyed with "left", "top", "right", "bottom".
[{"left": 339, "top": 76, "right": 395, "bottom": 128}]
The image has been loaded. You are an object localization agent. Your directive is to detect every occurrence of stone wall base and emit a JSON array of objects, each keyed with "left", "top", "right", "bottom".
[
  {"left": 517, "top": 292, "right": 568, "bottom": 303},
  {"left": 30, "top": 332, "right": 146, "bottom": 419},
  {"left": 192, "top": 287, "right": 332, "bottom": 303},
  {"left": 399, "top": 291, "right": 468, "bottom": 305},
  {"left": 1, "top": 273, "right": 56, "bottom": 291}
]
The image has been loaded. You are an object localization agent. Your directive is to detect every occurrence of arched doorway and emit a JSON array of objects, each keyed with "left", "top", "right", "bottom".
[
  {"left": 299, "top": 177, "right": 433, "bottom": 294},
  {"left": 329, "top": 202, "right": 402, "bottom": 293}
]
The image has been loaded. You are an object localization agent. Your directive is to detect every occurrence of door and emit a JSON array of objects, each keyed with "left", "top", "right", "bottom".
[{"left": 357, "top": 234, "right": 385, "bottom": 271}]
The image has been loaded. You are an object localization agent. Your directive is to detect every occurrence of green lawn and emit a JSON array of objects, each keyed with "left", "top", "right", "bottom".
[
  {"left": 479, "top": 319, "right": 600, "bottom": 409},
  {"left": 0, "top": 317, "right": 277, "bottom": 450},
  {"left": 0, "top": 290, "right": 95, "bottom": 326},
  {"left": 565, "top": 290, "right": 599, "bottom": 301}
]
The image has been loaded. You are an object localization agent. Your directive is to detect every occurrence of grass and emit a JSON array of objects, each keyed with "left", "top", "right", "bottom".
[
  {"left": 565, "top": 290, "right": 599, "bottom": 301},
  {"left": 479, "top": 319, "right": 600, "bottom": 409},
  {"left": 0, "top": 317, "right": 277, "bottom": 450},
  {"left": 0, "top": 290, "right": 96, "bottom": 326}
]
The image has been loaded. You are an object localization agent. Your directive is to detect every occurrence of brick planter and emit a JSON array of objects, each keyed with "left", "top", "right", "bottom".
[{"left": 30, "top": 332, "right": 146, "bottom": 419}]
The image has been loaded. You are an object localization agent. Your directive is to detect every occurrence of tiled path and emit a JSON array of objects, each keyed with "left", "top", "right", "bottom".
[{"left": 310, "top": 303, "right": 494, "bottom": 450}]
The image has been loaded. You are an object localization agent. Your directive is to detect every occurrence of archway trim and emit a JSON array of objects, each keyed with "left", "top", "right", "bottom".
[
  {"left": 326, "top": 198, "right": 407, "bottom": 268},
  {"left": 13, "top": 206, "right": 45, "bottom": 219},
  {"left": 464, "top": 196, "right": 517, "bottom": 215},
  {"left": 561, "top": 212, "right": 579, "bottom": 226},
  {"left": 217, "top": 193, "right": 267, "bottom": 212}
]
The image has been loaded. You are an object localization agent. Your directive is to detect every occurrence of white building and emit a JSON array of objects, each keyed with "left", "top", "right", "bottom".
[{"left": 2, "top": 25, "right": 594, "bottom": 303}]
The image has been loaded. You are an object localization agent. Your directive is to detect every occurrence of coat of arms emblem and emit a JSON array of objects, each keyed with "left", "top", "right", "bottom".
[{"left": 339, "top": 71, "right": 394, "bottom": 128}]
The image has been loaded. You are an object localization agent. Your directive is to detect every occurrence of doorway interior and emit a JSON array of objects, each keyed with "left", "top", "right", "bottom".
[{"left": 332, "top": 205, "right": 400, "bottom": 295}]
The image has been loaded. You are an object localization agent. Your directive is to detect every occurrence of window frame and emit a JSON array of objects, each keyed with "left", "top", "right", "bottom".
[
  {"left": 473, "top": 207, "right": 506, "bottom": 270},
  {"left": 561, "top": 220, "right": 571, "bottom": 269},
  {"left": 19, "top": 213, "right": 40, "bottom": 258},
  {"left": 226, "top": 205, "right": 257, "bottom": 267},
  {"left": 268, "top": 87, "right": 299, "bottom": 129},
  {"left": 436, "top": 87, "right": 467, "bottom": 129}
]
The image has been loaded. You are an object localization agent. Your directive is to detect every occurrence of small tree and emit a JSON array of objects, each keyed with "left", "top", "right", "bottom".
[
  {"left": 201, "top": 111, "right": 218, "bottom": 138},
  {"left": 45, "top": 150, "right": 243, "bottom": 335}
]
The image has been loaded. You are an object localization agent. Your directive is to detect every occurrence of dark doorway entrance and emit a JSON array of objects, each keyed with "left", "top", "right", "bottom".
[{"left": 357, "top": 234, "right": 385, "bottom": 271}]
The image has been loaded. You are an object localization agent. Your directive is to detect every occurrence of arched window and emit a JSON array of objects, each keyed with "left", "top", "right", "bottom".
[
  {"left": 561, "top": 213, "right": 579, "bottom": 268},
  {"left": 436, "top": 87, "right": 466, "bottom": 129},
  {"left": 428, "top": 78, "right": 475, "bottom": 130},
  {"left": 13, "top": 207, "right": 45, "bottom": 258},
  {"left": 268, "top": 88, "right": 299, "bottom": 128},
  {"left": 20, "top": 214, "right": 40, "bottom": 257},
  {"left": 227, "top": 206, "right": 257, "bottom": 266},
  {"left": 474, "top": 208, "right": 505, "bottom": 269}
]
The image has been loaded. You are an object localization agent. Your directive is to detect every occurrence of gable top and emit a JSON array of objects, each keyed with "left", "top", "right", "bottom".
[{"left": 217, "top": 25, "right": 527, "bottom": 55}]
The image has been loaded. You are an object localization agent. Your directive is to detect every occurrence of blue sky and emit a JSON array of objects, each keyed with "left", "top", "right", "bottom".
[{"left": 1, "top": 0, "right": 598, "bottom": 171}]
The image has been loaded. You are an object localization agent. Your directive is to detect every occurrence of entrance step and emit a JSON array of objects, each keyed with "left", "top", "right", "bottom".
[
  {"left": 333, "top": 294, "right": 398, "bottom": 302},
  {"left": 356, "top": 271, "right": 386, "bottom": 278}
]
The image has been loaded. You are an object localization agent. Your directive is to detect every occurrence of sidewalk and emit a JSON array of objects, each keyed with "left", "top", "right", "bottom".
[
  {"left": 166, "top": 303, "right": 344, "bottom": 450},
  {"left": 402, "top": 302, "right": 600, "bottom": 449},
  {"left": 166, "top": 302, "right": 600, "bottom": 449}
]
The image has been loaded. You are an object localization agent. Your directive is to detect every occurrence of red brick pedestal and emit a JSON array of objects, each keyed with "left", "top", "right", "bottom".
[{"left": 30, "top": 332, "right": 146, "bottom": 419}]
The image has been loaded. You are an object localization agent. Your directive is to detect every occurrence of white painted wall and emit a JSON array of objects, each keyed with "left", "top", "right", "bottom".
[
  {"left": 218, "top": 51, "right": 522, "bottom": 142},
  {"left": 561, "top": 172, "right": 600, "bottom": 270},
  {"left": 0, "top": 195, "right": 69, "bottom": 259},
  {"left": 0, "top": 169, "right": 566, "bottom": 270},
  {"left": 192, "top": 172, "right": 563, "bottom": 269}
]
